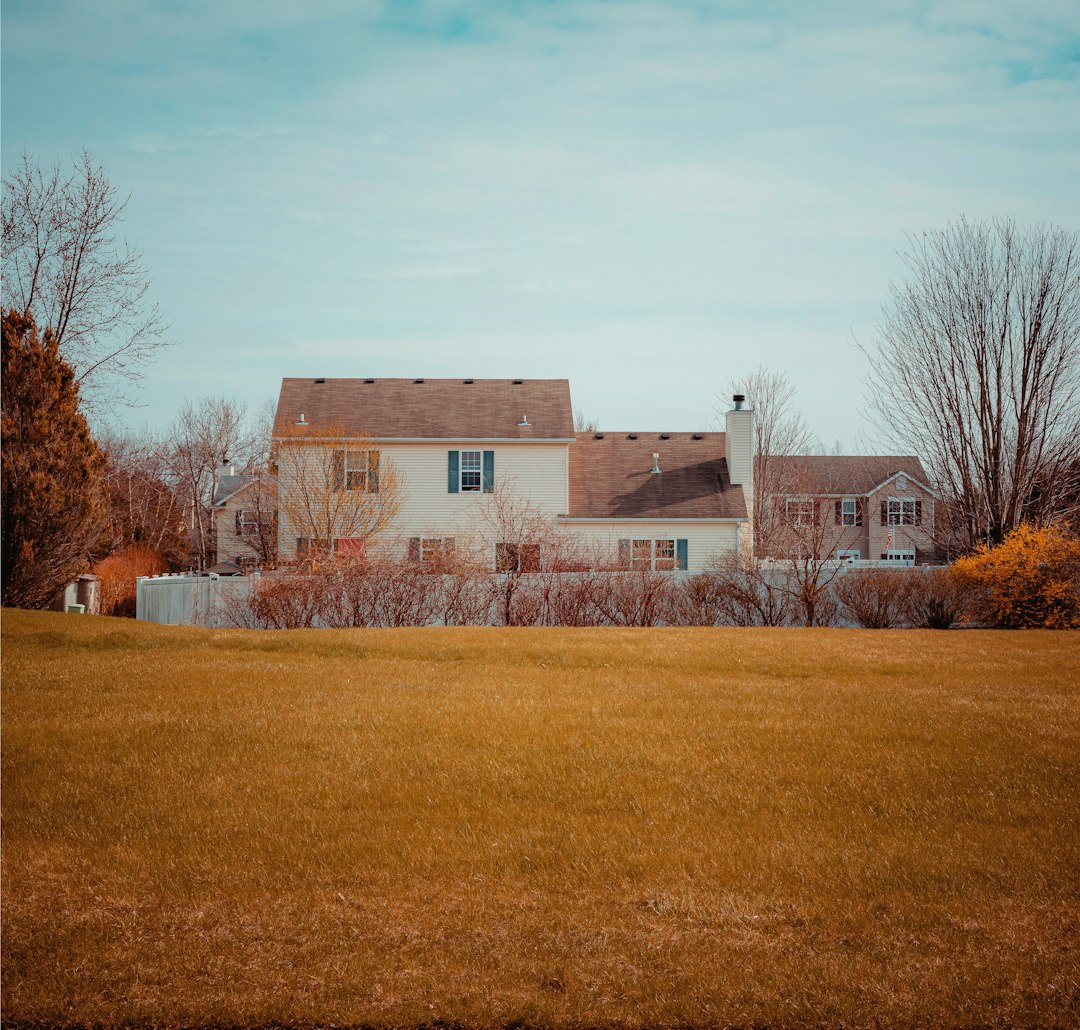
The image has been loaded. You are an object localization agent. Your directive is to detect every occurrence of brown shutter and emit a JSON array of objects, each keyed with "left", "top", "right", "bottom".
[
  {"left": 235, "top": 511, "right": 242, "bottom": 534},
  {"left": 856, "top": 499, "right": 865, "bottom": 526},
  {"left": 407, "top": 537, "right": 420, "bottom": 562},
  {"left": 834, "top": 501, "right": 842, "bottom": 525},
  {"left": 914, "top": 499, "right": 922, "bottom": 525},
  {"left": 332, "top": 449, "right": 345, "bottom": 491},
  {"left": 880, "top": 501, "right": 887, "bottom": 525}
]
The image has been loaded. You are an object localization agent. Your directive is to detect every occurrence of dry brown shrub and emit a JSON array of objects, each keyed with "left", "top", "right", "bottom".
[
  {"left": 92, "top": 545, "right": 169, "bottom": 617},
  {"left": 705, "top": 553, "right": 792, "bottom": 627},
  {"left": 833, "top": 568, "right": 911, "bottom": 629},
  {"left": 903, "top": 566, "right": 975, "bottom": 629}
]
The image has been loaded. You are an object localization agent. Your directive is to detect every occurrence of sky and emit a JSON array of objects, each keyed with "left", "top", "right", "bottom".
[{"left": 3, "top": 0, "right": 1079, "bottom": 451}]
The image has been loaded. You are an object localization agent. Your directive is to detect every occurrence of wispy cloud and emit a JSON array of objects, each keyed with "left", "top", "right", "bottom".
[{"left": 3, "top": 0, "right": 1078, "bottom": 445}]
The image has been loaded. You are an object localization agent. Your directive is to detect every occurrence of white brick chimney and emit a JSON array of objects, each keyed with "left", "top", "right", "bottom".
[{"left": 725, "top": 393, "right": 755, "bottom": 548}]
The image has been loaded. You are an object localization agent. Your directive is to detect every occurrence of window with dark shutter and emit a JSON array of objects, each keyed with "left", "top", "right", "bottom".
[
  {"left": 880, "top": 501, "right": 888, "bottom": 525},
  {"left": 915, "top": 499, "right": 923, "bottom": 525},
  {"left": 482, "top": 450, "right": 495, "bottom": 493},
  {"left": 447, "top": 451, "right": 459, "bottom": 493}
]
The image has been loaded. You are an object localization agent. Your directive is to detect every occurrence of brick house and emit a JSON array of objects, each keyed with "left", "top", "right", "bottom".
[{"left": 765, "top": 455, "right": 937, "bottom": 563}]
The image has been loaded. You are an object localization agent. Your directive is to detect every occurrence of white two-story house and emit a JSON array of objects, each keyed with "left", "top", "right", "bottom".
[{"left": 271, "top": 378, "right": 753, "bottom": 572}]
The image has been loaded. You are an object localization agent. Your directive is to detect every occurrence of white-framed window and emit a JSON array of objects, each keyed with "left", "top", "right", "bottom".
[
  {"left": 786, "top": 498, "right": 816, "bottom": 526},
  {"left": 334, "top": 449, "right": 379, "bottom": 492},
  {"left": 408, "top": 536, "right": 456, "bottom": 563},
  {"left": 631, "top": 539, "right": 653, "bottom": 570},
  {"left": 887, "top": 497, "right": 916, "bottom": 525},
  {"left": 835, "top": 549, "right": 861, "bottom": 561},
  {"left": 841, "top": 498, "right": 858, "bottom": 526},
  {"left": 236, "top": 508, "right": 275, "bottom": 532},
  {"left": 624, "top": 538, "right": 683, "bottom": 571},
  {"left": 459, "top": 450, "right": 482, "bottom": 492},
  {"left": 653, "top": 539, "right": 676, "bottom": 571},
  {"left": 884, "top": 549, "right": 916, "bottom": 563}
]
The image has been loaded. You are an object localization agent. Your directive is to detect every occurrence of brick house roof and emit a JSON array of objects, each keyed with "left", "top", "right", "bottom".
[
  {"left": 273, "top": 378, "right": 574, "bottom": 440},
  {"left": 567, "top": 432, "right": 748, "bottom": 520},
  {"left": 769, "top": 455, "right": 932, "bottom": 496}
]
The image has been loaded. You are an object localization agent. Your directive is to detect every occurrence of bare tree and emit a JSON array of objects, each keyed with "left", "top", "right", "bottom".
[
  {"left": 2, "top": 151, "right": 169, "bottom": 404},
  {"left": 762, "top": 467, "right": 865, "bottom": 627},
  {"left": 97, "top": 427, "right": 188, "bottom": 567},
  {"left": 864, "top": 218, "right": 1080, "bottom": 550},
  {"left": 574, "top": 409, "right": 599, "bottom": 433},
  {"left": 224, "top": 476, "right": 279, "bottom": 567},
  {"left": 166, "top": 397, "right": 259, "bottom": 569},
  {"left": 275, "top": 421, "right": 403, "bottom": 560},
  {"left": 725, "top": 366, "right": 815, "bottom": 555}
]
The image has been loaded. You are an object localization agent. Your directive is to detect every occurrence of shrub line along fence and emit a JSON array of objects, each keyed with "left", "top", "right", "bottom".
[{"left": 135, "top": 562, "right": 985, "bottom": 630}]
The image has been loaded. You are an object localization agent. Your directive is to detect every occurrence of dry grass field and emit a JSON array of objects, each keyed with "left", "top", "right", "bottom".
[{"left": 2, "top": 609, "right": 1078, "bottom": 1029}]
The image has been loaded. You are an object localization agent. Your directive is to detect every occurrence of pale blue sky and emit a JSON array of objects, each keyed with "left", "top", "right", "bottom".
[{"left": 4, "top": 0, "right": 1079, "bottom": 448}]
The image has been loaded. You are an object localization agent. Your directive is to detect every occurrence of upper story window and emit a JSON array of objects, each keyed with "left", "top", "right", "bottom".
[
  {"left": 836, "top": 498, "right": 863, "bottom": 527},
  {"left": 886, "top": 496, "right": 918, "bottom": 525},
  {"left": 333, "top": 449, "right": 379, "bottom": 493},
  {"left": 786, "top": 499, "right": 816, "bottom": 526},
  {"left": 448, "top": 450, "right": 494, "bottom": 493},
  {"left": 235, "top": 509, "right": 276, "bottom": 533},
  {"left": 460, "top": 450, "right": 482, "bottom": 491}
]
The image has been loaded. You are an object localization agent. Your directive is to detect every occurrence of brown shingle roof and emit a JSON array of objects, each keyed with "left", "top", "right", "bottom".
[
  {"left": 273, "top": 378, "right": 574, "bottom": 440},
  {"left": 567, "top": 433, "right": 748, "bottom": 520},
  {"left": 769, "top": 455, "right": 932, "bottom": 496}
]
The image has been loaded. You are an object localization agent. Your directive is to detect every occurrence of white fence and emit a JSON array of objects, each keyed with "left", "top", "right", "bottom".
[{"left": 136, "top": 574, "right": 253, "bottom": 627}]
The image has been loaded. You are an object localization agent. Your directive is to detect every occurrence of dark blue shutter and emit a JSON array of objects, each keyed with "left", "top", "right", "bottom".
[
  {"left": 448, "top": 450, "right": 459, "bottom": 493},
  {"left": 482, "top": 450, "right": 495, "bottom": 493},
  {"left": 676, "top": 539, "right": 688, "bottom": 570}
]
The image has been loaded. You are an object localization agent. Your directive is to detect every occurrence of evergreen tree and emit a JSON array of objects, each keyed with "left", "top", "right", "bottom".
[{"left": 2, "top": 309, "right": 108, "bottom": 608}]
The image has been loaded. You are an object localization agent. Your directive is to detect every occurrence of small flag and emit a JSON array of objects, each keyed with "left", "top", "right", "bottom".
[{"left": 886, "top": 530, "right": 893, "bottom": 550}]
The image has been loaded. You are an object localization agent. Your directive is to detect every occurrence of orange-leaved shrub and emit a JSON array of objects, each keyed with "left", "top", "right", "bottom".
[
  {"left": 952, "top": 524, "right": 1080, "bottom": 628},
  {"left": 93, "top": 545, "right": 170, "bottom": 617}
]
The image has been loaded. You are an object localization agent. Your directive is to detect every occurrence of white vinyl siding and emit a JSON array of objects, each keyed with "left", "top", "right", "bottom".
[
  {"left": 562, "top": 520, "right": 741, "bottom": 572},
  {"left": 386, "top": 442, "right": 569, "bottom": 539},
  {"left": 278, "top": 441, "right": 570, "bottom": 560}
]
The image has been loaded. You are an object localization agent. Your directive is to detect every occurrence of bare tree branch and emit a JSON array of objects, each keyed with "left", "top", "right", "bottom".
[
  {"left": 3, "top": 151, "right": 170, "bottom": 406},
  {"left": 863, "top": 218, "right": 1080, "bottom": 549}
]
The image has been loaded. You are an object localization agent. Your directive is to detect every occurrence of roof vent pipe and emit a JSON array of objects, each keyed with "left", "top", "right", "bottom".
[
  {"left": 297, "top": 413, "right": 306, "bottom": 425},
  {"left": 652, "top": 452, "right": 662, "bottom": 475},
  {"left": 732, "top": 393, "right": 747, "bottom": 410},
  {"left": 518, "top": 413, "right": 530, "bottom": 426}
]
